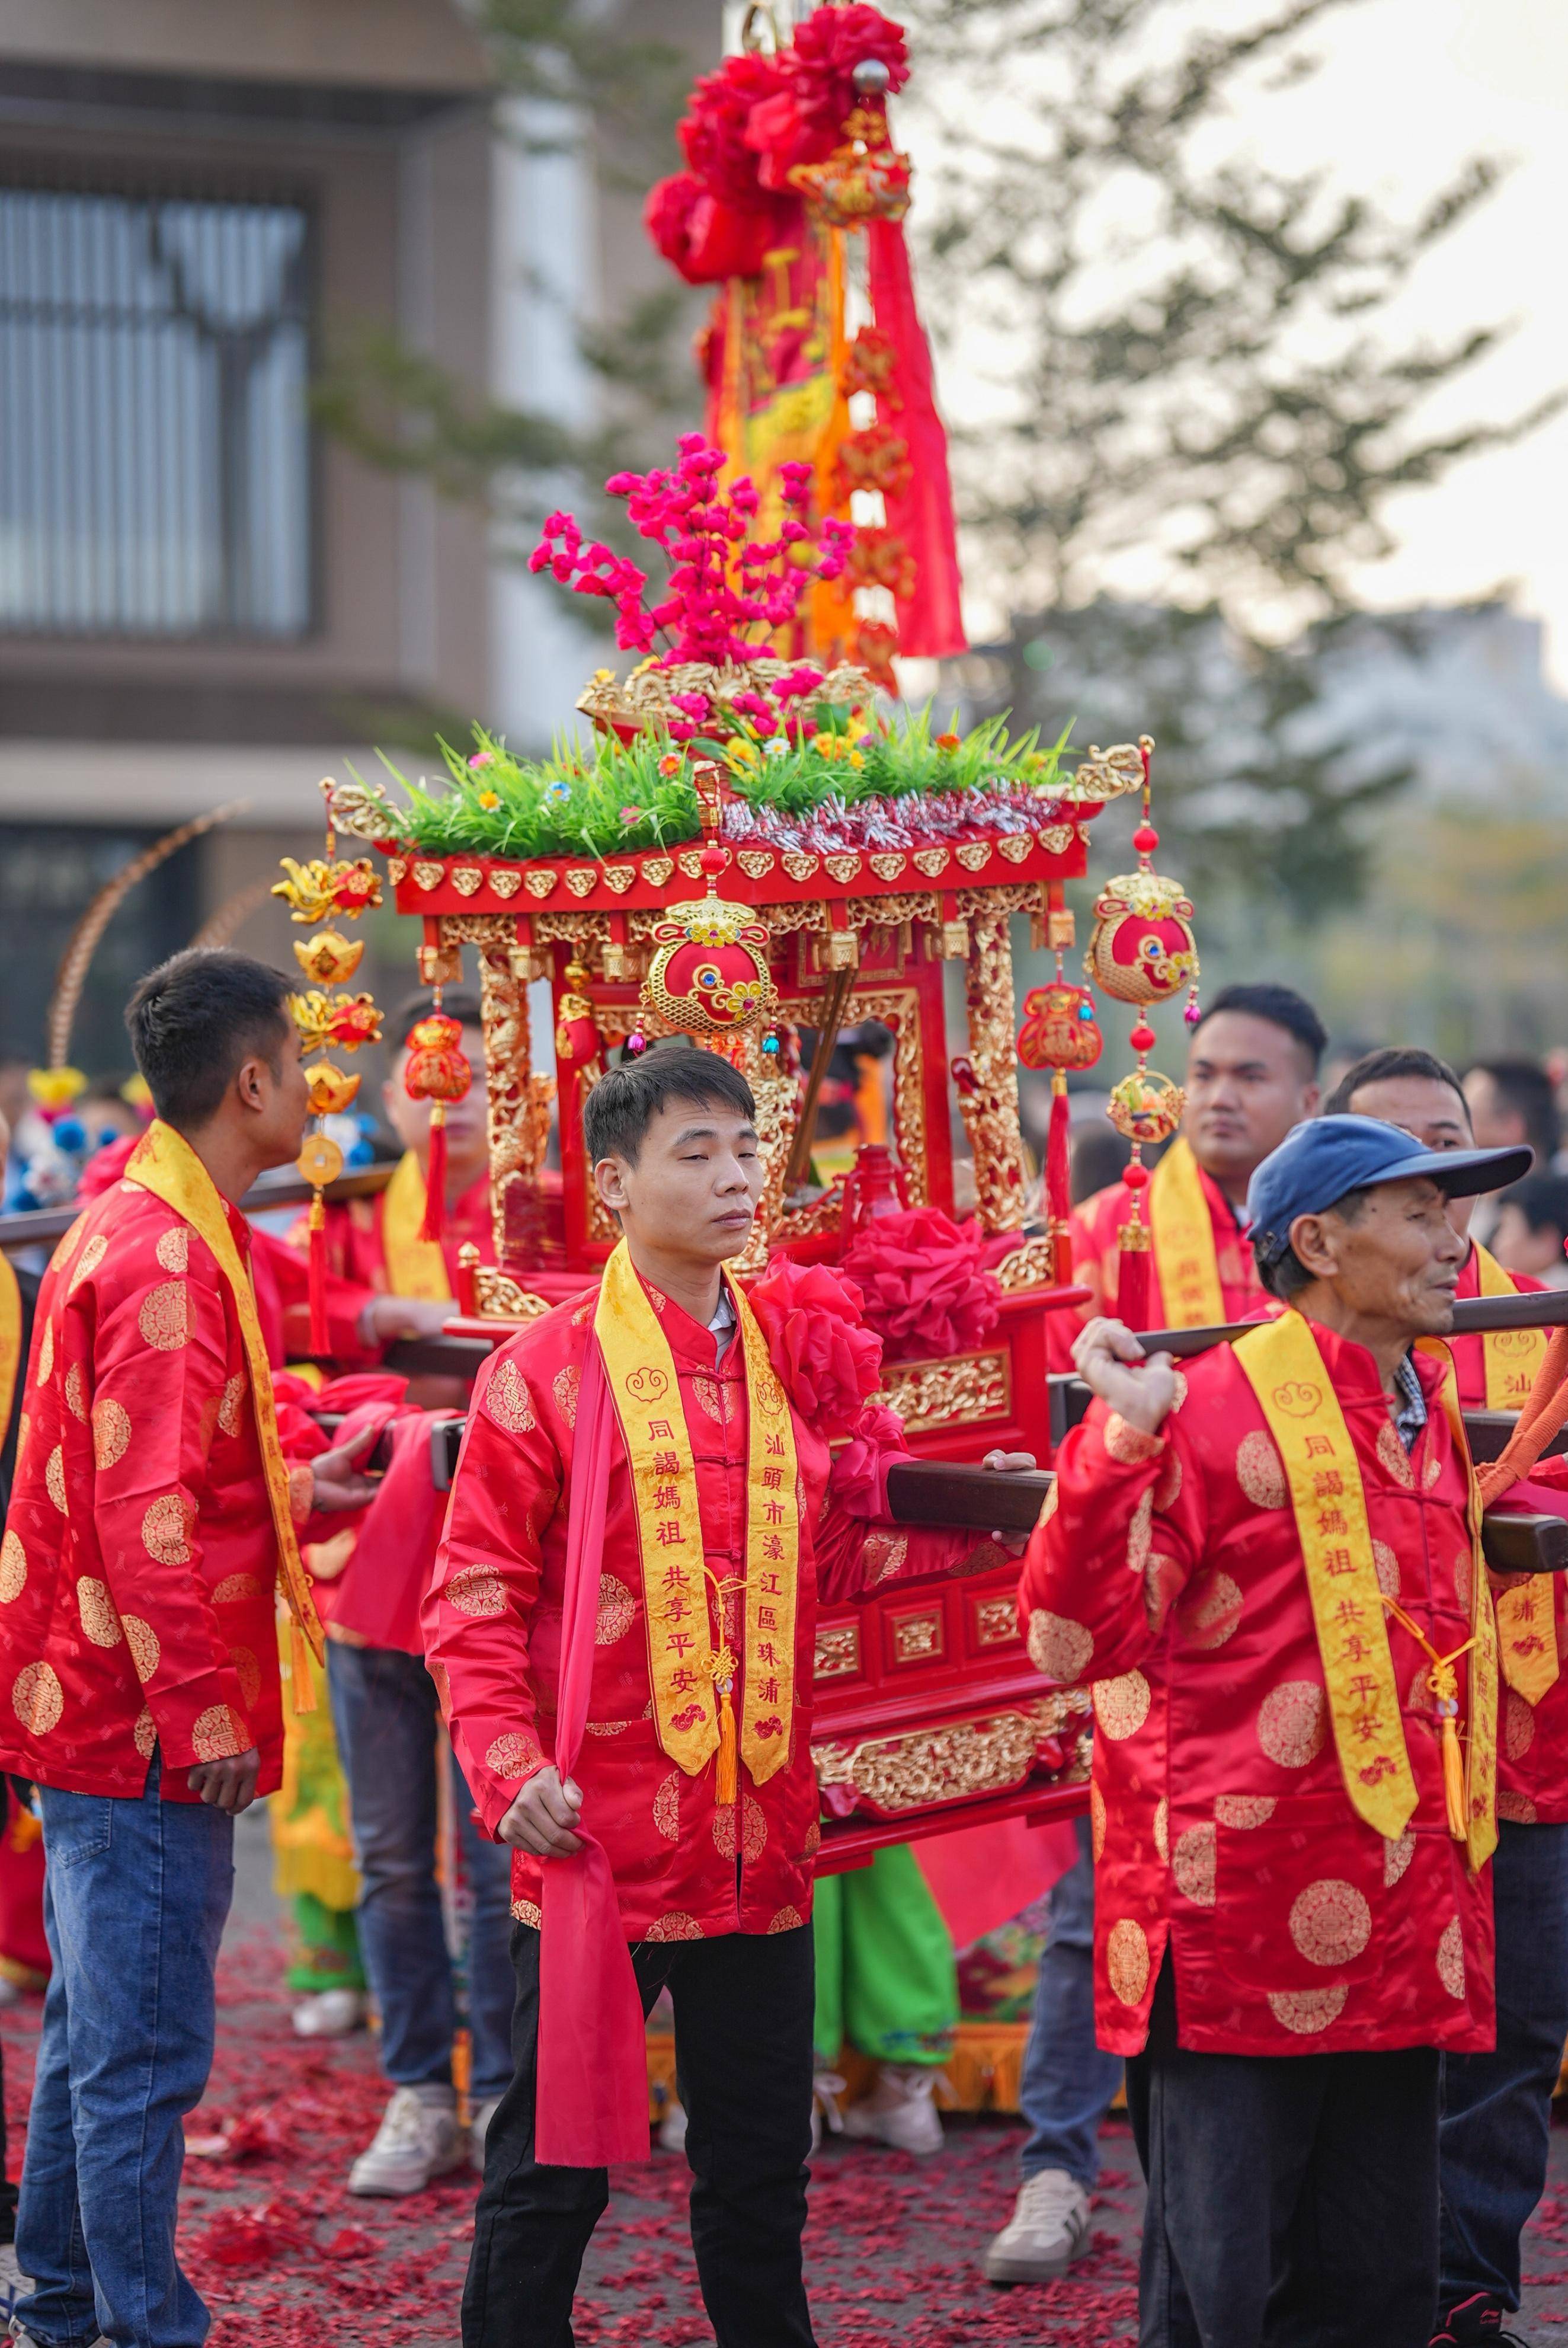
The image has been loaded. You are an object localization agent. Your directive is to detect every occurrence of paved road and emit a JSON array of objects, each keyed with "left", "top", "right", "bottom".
[{"left": 0, "top": 1803, "right": 1561, "bottom": 2346}]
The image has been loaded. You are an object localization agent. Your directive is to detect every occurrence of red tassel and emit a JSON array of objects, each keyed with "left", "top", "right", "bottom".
[
  {"left": 308, "top": 1193, "right": 330, "bottom": 1353},
  {"left": 1047, "top": 1071, "right": 1072, "bottom": 1280},
  {"left": 421, "top": 1105, "right": 447, "bottom": 1244},
  {"left": 1116, "top": 1235, "right": 1151, "bottom": 1332}
]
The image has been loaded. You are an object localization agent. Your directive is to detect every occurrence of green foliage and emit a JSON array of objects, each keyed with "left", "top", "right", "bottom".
[{"left": 360, "top": 709, "right": 1072, "bottom": 861}]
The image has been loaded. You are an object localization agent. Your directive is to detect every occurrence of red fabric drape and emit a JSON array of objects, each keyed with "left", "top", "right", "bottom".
[
  {"left": 866, "top": 218, "right": 965, "bottom": 658},
  {"left": 535, "top": 1340, "right": 651, "bottom": 2168}
]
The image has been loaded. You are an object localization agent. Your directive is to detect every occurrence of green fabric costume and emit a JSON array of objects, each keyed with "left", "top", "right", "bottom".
[
  {"left": 812, "top": 1843, "right": 956, "bottom": 2067},
  {"left": 271, "top": 1624, "right": 366, "bottom": 1996}
]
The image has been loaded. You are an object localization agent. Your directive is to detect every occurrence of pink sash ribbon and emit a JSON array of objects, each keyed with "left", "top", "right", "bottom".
[{"left": 534, "top": 1337, "right": 651, "bottom": 2168}]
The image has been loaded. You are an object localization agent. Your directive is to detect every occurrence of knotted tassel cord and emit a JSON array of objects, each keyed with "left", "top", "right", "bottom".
[{"left": 1381, "top": 1592, "right": 1474, "bottom": 1841}]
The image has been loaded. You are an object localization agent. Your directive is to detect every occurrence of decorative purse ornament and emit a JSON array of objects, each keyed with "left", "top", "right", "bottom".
[
  {"left": 635, "top": 758, "right": 780, "bottom": 1066},
  {"left": 1081, "top": 739, "right": 1201, "bottom": 1328},
  {"left": 1017, "top": 941, "right": 1105, "bottom": 1284},
  {"left": 402, "top": 1012, "right": 473, "bottom": 1247},
  {"left": 279, "top": 782, "right": 384, "bottom": 1344}
]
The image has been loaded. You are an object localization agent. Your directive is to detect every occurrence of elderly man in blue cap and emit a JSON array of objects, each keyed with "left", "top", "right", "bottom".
[{"left": 1016, "top": 1114, "right": 1533, "bottom": 2348}]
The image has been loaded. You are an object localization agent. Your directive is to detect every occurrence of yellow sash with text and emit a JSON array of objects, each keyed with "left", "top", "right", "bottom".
[
  {"left": 124, "top": 1122, "right": 325, "bottom": 1704},
  {"left": 1475, "top": 1244, "right": 1559, "bottom": 1702},
  {"left": 1148, "top": 1136, "right": 1227, "bottom": 1329},
  {"left": 380, "top": 1151, "right": 452, "bottom": 1302},
  {"left": 1234, "top": 1313, "right": 1496, "bottom": 1869},
  {"left": 0, "top": 1251, "right": 22, "bottom": 1451},
  {"left": 594, "top": 1242, "right": 799, "bottom": 1787}
]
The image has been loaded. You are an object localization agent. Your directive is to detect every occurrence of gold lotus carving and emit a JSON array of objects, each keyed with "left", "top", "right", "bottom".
[
  {"left": 824, "top": 853, "right": 860, "bottom": 883},
  {"left": 782, "top": 851, "right": 820, "bottom": 881},
  {"left": 488, "top": 867, "right": 521, "bottom": 899},
  {"left": 678, "top": 851, "right": 704, "bottom": 879},
  {"left": 387, "top": 857, "right": 408, "bottom": 886},
  {"left": 955, "top": 841, "right": 991, "bottom": 872},
  {"left": 868, "top": 851, "right": 907, "bottom": 881},
  {"left": 524, "top": 870, "right": 558, "bottom": 898},
  {"left": 874, "top": 1348, "right": 1009, "bottom": 1433},
  {"left": 1037, "top": 826, "right": 1074, "bottom": 854},
  {"left": 912, "top": 846, "right": 949, "bottom": 877},
  {"left": 997, "top": 834, "right": 1032, "bottom": 864},
  {"left": 450, "top": 865, "right": 484, "bottom": 897},
  {"left": 412, "top": 861, "right": 445, "bottom": 891},
  {"left": 565, "top": 868, "right": 598, "bottom": 897},
  {"left": 643, "top": 856, "right": 674, "bottom": 887},
  {"left": 602, "top": 864, "right": 636, "bottom": 895},
  {"left": 738, "top": 849, "right": 776, "bottom": 879}
]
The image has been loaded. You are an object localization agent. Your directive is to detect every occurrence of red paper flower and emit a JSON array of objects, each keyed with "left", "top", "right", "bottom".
[
  {"left": 745, "top": 1256, "right": 882, "bottom": 1437},
  {"left": 679, "top": 50, "right": 789, "bottom": 207},
  {"left": 840, "top": 1207, "right": 1001, "bottom": 1363}
]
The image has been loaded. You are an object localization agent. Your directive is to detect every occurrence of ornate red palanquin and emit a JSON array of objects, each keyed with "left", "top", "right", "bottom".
[{"left": 381, "top": 828, "right": 1098, "bottom": 1853}]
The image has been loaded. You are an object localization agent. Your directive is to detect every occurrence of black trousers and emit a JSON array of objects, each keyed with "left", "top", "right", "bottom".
[
  {"left": 1125, "top": 1959, "right": 1440, "bottom": 2348},
  {"left": 463, "top": 1922, "right": 817, "bottom": 2348}
]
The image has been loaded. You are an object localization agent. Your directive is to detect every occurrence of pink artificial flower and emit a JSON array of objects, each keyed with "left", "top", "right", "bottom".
[{"left": 468, "top": 750, "right": 494, "bottom": 769}]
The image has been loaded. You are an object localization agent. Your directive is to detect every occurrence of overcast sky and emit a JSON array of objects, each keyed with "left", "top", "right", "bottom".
[{"left": 1199, "top": 0, "right": 1568, "bottom": 677}]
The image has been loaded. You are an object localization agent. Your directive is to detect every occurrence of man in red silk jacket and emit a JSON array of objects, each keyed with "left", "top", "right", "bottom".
[
  {"left": 0, "top": 951, "right": 376, "bottom": 2348},
  {"left": 1019, "top": 1111, "right": 1531, "bottom": 2348},
  {"left": 427, "top": 1046, "right": 1022, "bottom": 2348},
  {"left": 1331, "top": 1047, "right": 1568, "bottom": 2348}
]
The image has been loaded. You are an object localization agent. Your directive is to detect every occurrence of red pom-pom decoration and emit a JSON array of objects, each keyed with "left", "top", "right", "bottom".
[
  {"left": 744, "top": 1257, "right": 882, "bottom": 1438},
  {"left": 840, "top": 1206, "right": 1001, "bottom": 1365}
]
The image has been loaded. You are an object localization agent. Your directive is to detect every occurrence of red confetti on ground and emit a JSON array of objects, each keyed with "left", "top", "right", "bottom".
[{"left": 0, "top": 1924, "right": 1566, "bottom": 2343}]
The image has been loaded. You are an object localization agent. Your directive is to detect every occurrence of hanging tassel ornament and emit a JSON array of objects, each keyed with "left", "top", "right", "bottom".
[
  {"left": 276, "top": 781, "right": 383, "bottom": 1354},
  {"left": 1383, "top": 1593, "right": 1474, "bottom": 1841},
  {"left": 1017, "top": 887, "right": 1102, "bottom": 1284},
  {"left": 710, "top": 1642, "right": 740, "bottom": 1808},
  {"left": 1083, "top": 739, "right": 1198, "bottom": 1330},
  {"left": 403, "top": 1007, "right": 473, "bottom": 1247}
]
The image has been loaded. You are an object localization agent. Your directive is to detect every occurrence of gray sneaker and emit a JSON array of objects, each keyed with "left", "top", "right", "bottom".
[
  {"left": 347, "top": 2085, "right": 466, "bottom": 2196},
  {"left": 983, "top": 2167, "right": 1093, "bottom": 2283}
]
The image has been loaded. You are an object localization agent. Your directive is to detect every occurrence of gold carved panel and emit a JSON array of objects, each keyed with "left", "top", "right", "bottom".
[
  {"left": 873, "top": 1347, "right": 1009, "bottom": 1435},
  {"left": 813, "top": 1621, "right": 862, "bottom": 1682}
]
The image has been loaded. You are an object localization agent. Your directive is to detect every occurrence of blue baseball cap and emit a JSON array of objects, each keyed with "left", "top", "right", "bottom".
[{"left": 1246, "top": 1114, "right": 1533, "bottom": 1268}]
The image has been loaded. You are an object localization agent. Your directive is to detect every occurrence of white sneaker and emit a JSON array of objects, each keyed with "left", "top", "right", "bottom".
[
  {"left": 471, "top": 2093, "right": 503, "bottom": 2171},
  {"left": 657, "top": 2097, "right": 687, "bottom": 2155},
  {"left": 292, "top": 1988, "right": 366, "bottom": 2039},
  {"left": 839, "top": 2063, "right": 946, "bottom": 2157},
  {"left": 347, "top": 2085, "right": 466, "bottom": 2196},
  {"left": 983, "top": 2167, "right": 1093, "bottom": 2284},
  {"left": 810, "top": 2069, "right": 847, "bottom": 2157}
]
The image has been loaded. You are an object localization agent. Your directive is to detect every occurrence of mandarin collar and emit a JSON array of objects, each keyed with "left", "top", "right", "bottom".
[
  {"left": 1297, "top": 1312, "right": 1447, "bottom": 1407},
  {"left": 638, "top": 1270, "right": 734, "bottom": 1371}
]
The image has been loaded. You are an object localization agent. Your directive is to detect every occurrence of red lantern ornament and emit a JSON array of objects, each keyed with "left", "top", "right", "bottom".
[
  {"left": 1080, "top": 739, "right": 1201, "bottom": 1325},
  {"left": 403, "top": 1012, "right": 473, "bottom": 1246},
  {"left": 1017, "top": 956, "right": 1104, "bottom": 1284}
]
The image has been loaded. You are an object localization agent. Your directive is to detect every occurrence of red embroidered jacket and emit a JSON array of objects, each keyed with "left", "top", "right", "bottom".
[
  {"left": 425, "top": 1276, "right": 1001, "bottom": 1941},
  {"left": 1019, "top": 1320, "right": 1495, "bottom": 2058},
  {"left": 0, "top": 1183, "right": 290, "bottom": 1801}
]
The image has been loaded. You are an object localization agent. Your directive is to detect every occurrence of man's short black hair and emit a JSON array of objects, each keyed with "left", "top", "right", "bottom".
[
  {"left": 1191, "top": 983, "right": 1327, "bottom": 1073},
  {"left": 584, "top": 1044, "right": 756, "bottom": 1167},
  {"left": 125, "top": 949, "right": 292, "bottom": 1129},
  {"left": 1465, "top": 1056, "right": 1560, "bottom": 1170},
  {"left": 1324, "top": 1046, "right": 1468, "bottom": 1121},
  {"left": 1255, "top": 1184, "right": 1372, "bottom": 1301},
  {"left": 1499, "top": 1173, "right": 1568, "bottom": 1242},
  {"left": 391, "top": 986, "right": 484, "bottom": 1038}
]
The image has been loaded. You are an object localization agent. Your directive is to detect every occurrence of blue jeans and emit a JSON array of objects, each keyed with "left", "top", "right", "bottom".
[
  {"left": 1019, "top": 1814, "right": 1124, "bottom": 2190},
  {"left": 1440, "top": 1816, "right": 1568, "bottom": 2312},
  {"left": 328, "top": 1642, "right": 517, "bottom": 2101},
  {"left": 16, "top": 1754, "right": 234, "bottom": 2348}
]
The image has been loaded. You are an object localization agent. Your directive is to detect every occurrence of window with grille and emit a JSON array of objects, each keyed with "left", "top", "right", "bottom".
[{"left": 0, "top": 180, "right": 313, "bottom": 638}]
